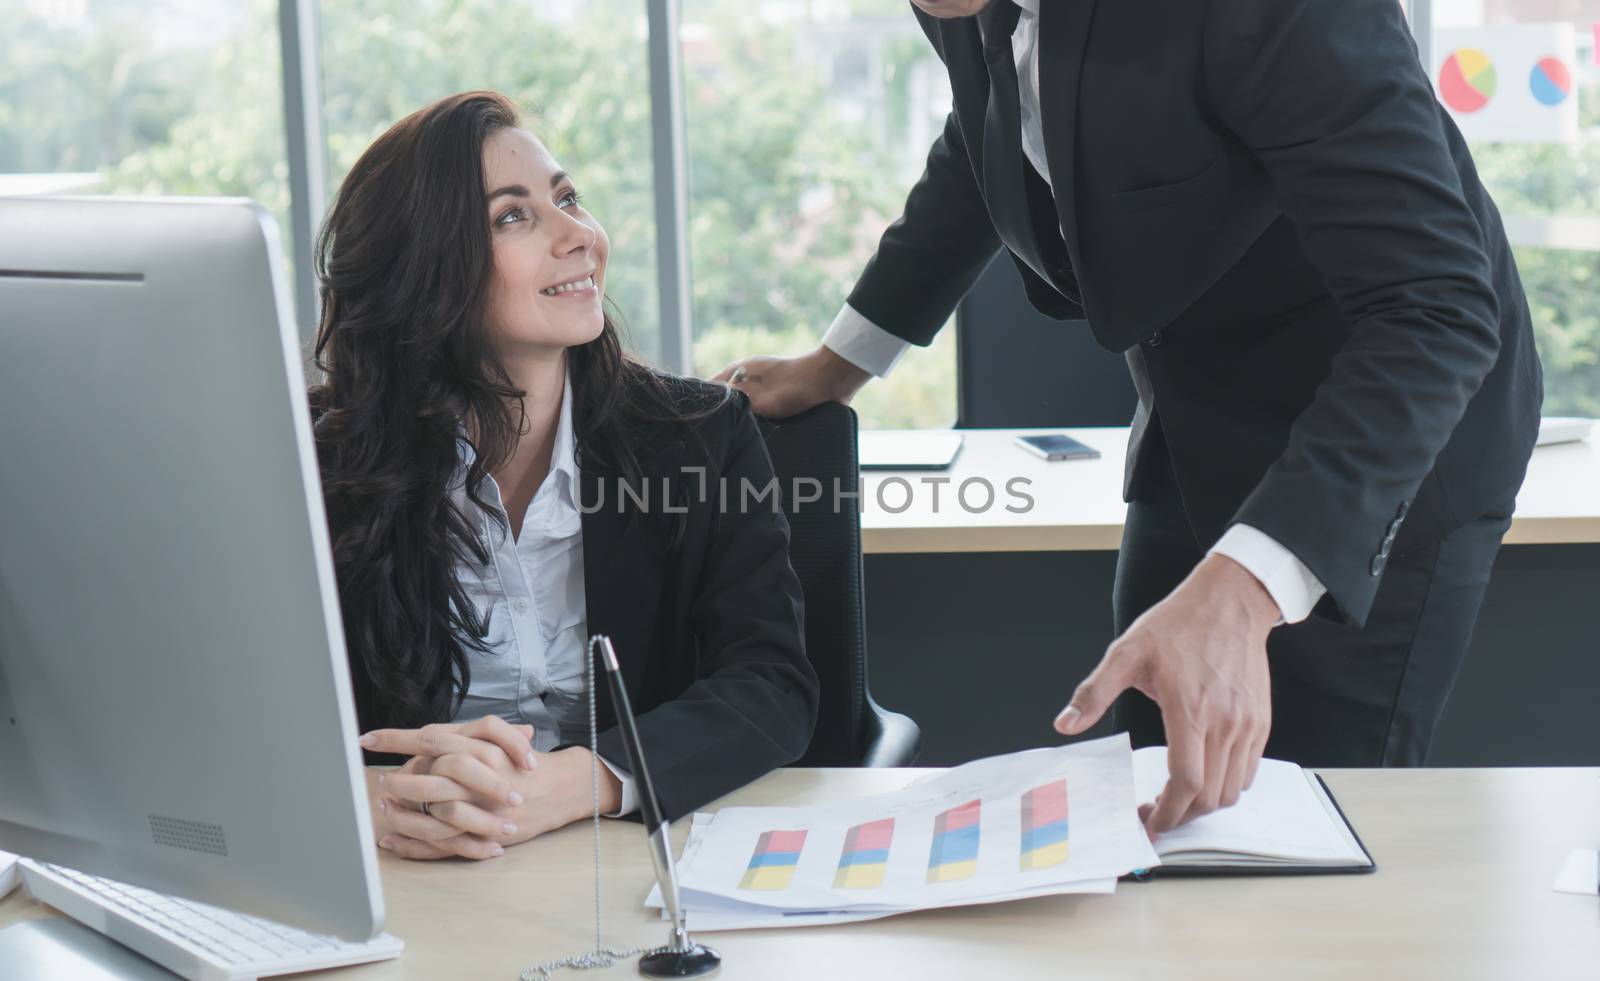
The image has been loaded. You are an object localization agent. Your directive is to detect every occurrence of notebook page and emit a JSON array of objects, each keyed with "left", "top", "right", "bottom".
[{"left": 1132, "top": 747, "right": 1364, "bottom": 863}]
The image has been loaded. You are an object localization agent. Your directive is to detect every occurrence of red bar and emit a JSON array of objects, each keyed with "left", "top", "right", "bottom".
[{"left": 762, "top": 829, "right": 808, "bottom": 854}]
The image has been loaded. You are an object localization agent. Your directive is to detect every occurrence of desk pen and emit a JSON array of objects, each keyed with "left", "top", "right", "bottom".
[{"left": 591, "top": 635, "right": 721, "bottom": 979}]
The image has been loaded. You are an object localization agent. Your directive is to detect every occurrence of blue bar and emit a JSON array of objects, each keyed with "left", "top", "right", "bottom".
[
  {"left": 838, "top": 848, "right": 891, "bottom": 868},
  {"left": 747, "top": 850, "right": 803, "bottom": 869},
  {"left": 930, "top": 824, "right": 980, "bottom": 865},
  {"left": 1022, "top": 821, "right": 1069, "bottom": 852}
]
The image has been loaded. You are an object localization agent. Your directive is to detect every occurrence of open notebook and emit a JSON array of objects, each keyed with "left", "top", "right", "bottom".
[{"left": 1132, "top": 747, "right": 1375, "bottom": 876}]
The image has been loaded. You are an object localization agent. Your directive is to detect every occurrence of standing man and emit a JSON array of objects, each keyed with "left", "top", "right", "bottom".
[{"left": 716, "top": 0, "right": 1542, "bottom": 834}]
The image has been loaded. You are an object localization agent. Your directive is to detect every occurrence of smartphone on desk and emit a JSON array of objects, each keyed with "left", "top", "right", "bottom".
[{"left": 1014, "top": 433, "right": 1101, "bottom": 462}]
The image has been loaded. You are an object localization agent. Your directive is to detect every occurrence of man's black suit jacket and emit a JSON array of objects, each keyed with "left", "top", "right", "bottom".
[
  {"left": 346, "top": 383, "right": 820, "bottom": 821},
  {"left": 848, "top": 0, "right": 1542, "bottom": 627}
]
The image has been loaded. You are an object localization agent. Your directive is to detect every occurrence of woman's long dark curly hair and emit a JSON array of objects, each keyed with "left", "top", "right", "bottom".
[{"left": 309, "top": 91, "right": 724, "bottom": 731}]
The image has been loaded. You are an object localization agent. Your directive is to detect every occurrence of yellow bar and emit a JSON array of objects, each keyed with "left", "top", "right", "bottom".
[
  {"left": 739, "top": 865, "right": 797, "bottom": 891},
  {"left": 927, "top": 859, "right": 978, "bottom": 883},
  {"left": 834, "top": 862, "right": 887, "bottom": 890},
  {"left": 1020, "top": 840, "right": 1069, "bottom": 870}
]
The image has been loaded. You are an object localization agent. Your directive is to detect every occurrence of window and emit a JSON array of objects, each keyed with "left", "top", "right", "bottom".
[
  {"left": 316, "top": 0, "right": 663, "bottom": 361},
  {"left": 1426, "top": 0, "right": 1600, "bottom": 415},
  {"left": 1, "top": 0, "right": 289, "bottom": 258},
  {"left": 7, "top": 1, "right": 958, "bottom": 424},
  {"left": 680, "top": 0, "right": 958, "bottom": 429}
]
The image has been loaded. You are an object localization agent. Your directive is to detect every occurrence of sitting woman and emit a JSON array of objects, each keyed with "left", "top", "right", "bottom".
[{"left": 309, "top": 90, "right": 818, "bottom": 861}]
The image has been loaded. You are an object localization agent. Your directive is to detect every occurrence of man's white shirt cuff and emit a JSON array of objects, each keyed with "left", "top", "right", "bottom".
[
  {"left": 1209, "top": 524, "right": 1328, "bottom": 625},
  {"left": 597, "top": 755, "right": 639, "bottom": 818},
  {"left": 822, "top": 303, "right": 912, "bottom": 378}
]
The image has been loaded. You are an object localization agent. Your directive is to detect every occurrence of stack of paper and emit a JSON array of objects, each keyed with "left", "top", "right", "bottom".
[{"left": 648, "top": 734, "right": 1159, "bottom": 931}]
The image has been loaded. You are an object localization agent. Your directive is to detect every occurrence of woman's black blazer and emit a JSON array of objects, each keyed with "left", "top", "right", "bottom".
[{"left": 342, "top": 380, "right": 819, "bottom": 821}]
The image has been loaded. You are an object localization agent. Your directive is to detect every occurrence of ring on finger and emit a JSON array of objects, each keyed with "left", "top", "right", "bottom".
[{"left": 420, "top": 800, "right": 431, "bottom": 817}]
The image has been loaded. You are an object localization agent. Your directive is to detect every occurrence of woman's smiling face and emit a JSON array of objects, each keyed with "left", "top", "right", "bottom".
[{"left": 480, "top": 127, "right": 609, "bottom": 357}]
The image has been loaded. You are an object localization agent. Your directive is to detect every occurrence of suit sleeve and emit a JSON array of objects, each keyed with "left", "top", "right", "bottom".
[
  {"left": 845, "top": 110, "right": 1005, "bottom": 346},
  {"left": 1204, "top": 0, "right": 1503, "bottom": 626},
  {"left": 595, "top": 396, "right": 819, "bottom": 820}
]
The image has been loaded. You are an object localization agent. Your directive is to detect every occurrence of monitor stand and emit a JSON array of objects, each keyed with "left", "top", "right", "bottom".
[{"left": 0, "top": 918, "right": 177, "bottom": 980}]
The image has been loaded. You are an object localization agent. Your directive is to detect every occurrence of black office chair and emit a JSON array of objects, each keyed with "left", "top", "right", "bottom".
[
  {"left": 758, "top": 402, "right": 922, "bottom": 767},
  {"left": 956, "top": 256, "right": 1137, "bottom": 428}
]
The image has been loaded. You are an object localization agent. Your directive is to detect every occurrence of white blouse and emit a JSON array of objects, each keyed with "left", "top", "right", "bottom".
[{"left": 449, "top": 373, "right": 635, "bottom": 815}]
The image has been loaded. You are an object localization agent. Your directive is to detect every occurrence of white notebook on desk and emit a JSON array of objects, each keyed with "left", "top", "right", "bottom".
[
  {"left": 1536, "top": 416, "right": 1594, "bottom": 446},
  {"left": 858, "top": 430, "right": 964, "bottom": 470},
  {"left": 1132, "top": 747, "right": 1375, "bottom": 875}
]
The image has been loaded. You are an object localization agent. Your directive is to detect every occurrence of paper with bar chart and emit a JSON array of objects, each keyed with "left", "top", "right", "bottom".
[
  {"left": 666, "top": 733, "right": 1158, "bottom": 921},
  {"left": 647, "top": 813, "right": 1119, "bottom": 932}
]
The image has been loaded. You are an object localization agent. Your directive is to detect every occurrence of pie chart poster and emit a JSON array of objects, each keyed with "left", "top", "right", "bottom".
[{"left": 1433, "top": 24, "right": 1579, "bottom": 144}]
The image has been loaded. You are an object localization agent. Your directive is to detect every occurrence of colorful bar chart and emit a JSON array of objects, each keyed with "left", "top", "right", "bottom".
[
  {"left": 1019, "top": 779, "right": 1069, "bottom": 870},
  {"left": 833, "top": 818, "right": 895, "bottom": 889},
  {"left": 926, "top": 799, "right": 981, "bottom": 883},
  {"left": 738, "top": 830, "right": 807, "bottom": 891}
]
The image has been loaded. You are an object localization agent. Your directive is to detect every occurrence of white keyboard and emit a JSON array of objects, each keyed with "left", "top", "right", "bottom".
[{"left": 19, "top": 859, "right": 402, "bottom": 981}]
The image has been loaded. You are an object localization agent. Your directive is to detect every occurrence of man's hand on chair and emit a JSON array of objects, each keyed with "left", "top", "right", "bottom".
[{"left": 712, "top": 346, "right": 871, "bottom": 419}]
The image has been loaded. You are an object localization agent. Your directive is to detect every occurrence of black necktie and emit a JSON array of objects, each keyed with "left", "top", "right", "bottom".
[
  {"left": 980, "top": 0, "right": 1025, "bottom": 206},
  {"left": 979, "top": 0, "right": 1082, "bottom": 303},
  {"left": 980, "top": 1, "right": 1023, "bottom": 60}
]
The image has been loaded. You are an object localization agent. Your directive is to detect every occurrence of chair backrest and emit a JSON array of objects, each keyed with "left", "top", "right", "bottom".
[
  {"left": 957, "top": 256, "right": 1137, "bottom": 428},
  {"left": 758, "top": 401, "right": 877, "bottom": 765}
]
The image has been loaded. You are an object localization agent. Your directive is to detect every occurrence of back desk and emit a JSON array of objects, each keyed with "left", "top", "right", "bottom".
[{"left": 859, "top": 427, "right": 1600, "bottom": 554}]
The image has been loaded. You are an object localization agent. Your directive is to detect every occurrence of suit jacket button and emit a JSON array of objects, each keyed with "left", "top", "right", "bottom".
[
  {"left": 1145, "top": 330, "right": 1165, "bottom": 347},
  {"left": 1370, "top": 554, "right": 1387, "bottom": 576}
]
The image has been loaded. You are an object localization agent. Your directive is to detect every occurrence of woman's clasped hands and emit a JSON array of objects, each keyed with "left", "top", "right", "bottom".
[{"left": 361, "top": 714, "right": 620, "bottom": 860}]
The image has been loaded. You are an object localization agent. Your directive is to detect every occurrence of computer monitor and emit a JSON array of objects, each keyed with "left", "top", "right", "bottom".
[{"left": 0, "top": 196, "right": 383, "bottom": 941}]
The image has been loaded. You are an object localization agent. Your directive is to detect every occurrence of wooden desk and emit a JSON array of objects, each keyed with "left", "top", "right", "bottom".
[
  {"left": 3, "top": 767, "right": 1596, "bottom": 979},
  {"left": 860, "top": 428, "right": 1600, "bottom": 554}
]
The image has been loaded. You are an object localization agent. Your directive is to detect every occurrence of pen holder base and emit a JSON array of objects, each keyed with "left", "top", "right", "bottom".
[{"left": 638, "top": 942, "right": 720, "bottom": 978}]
